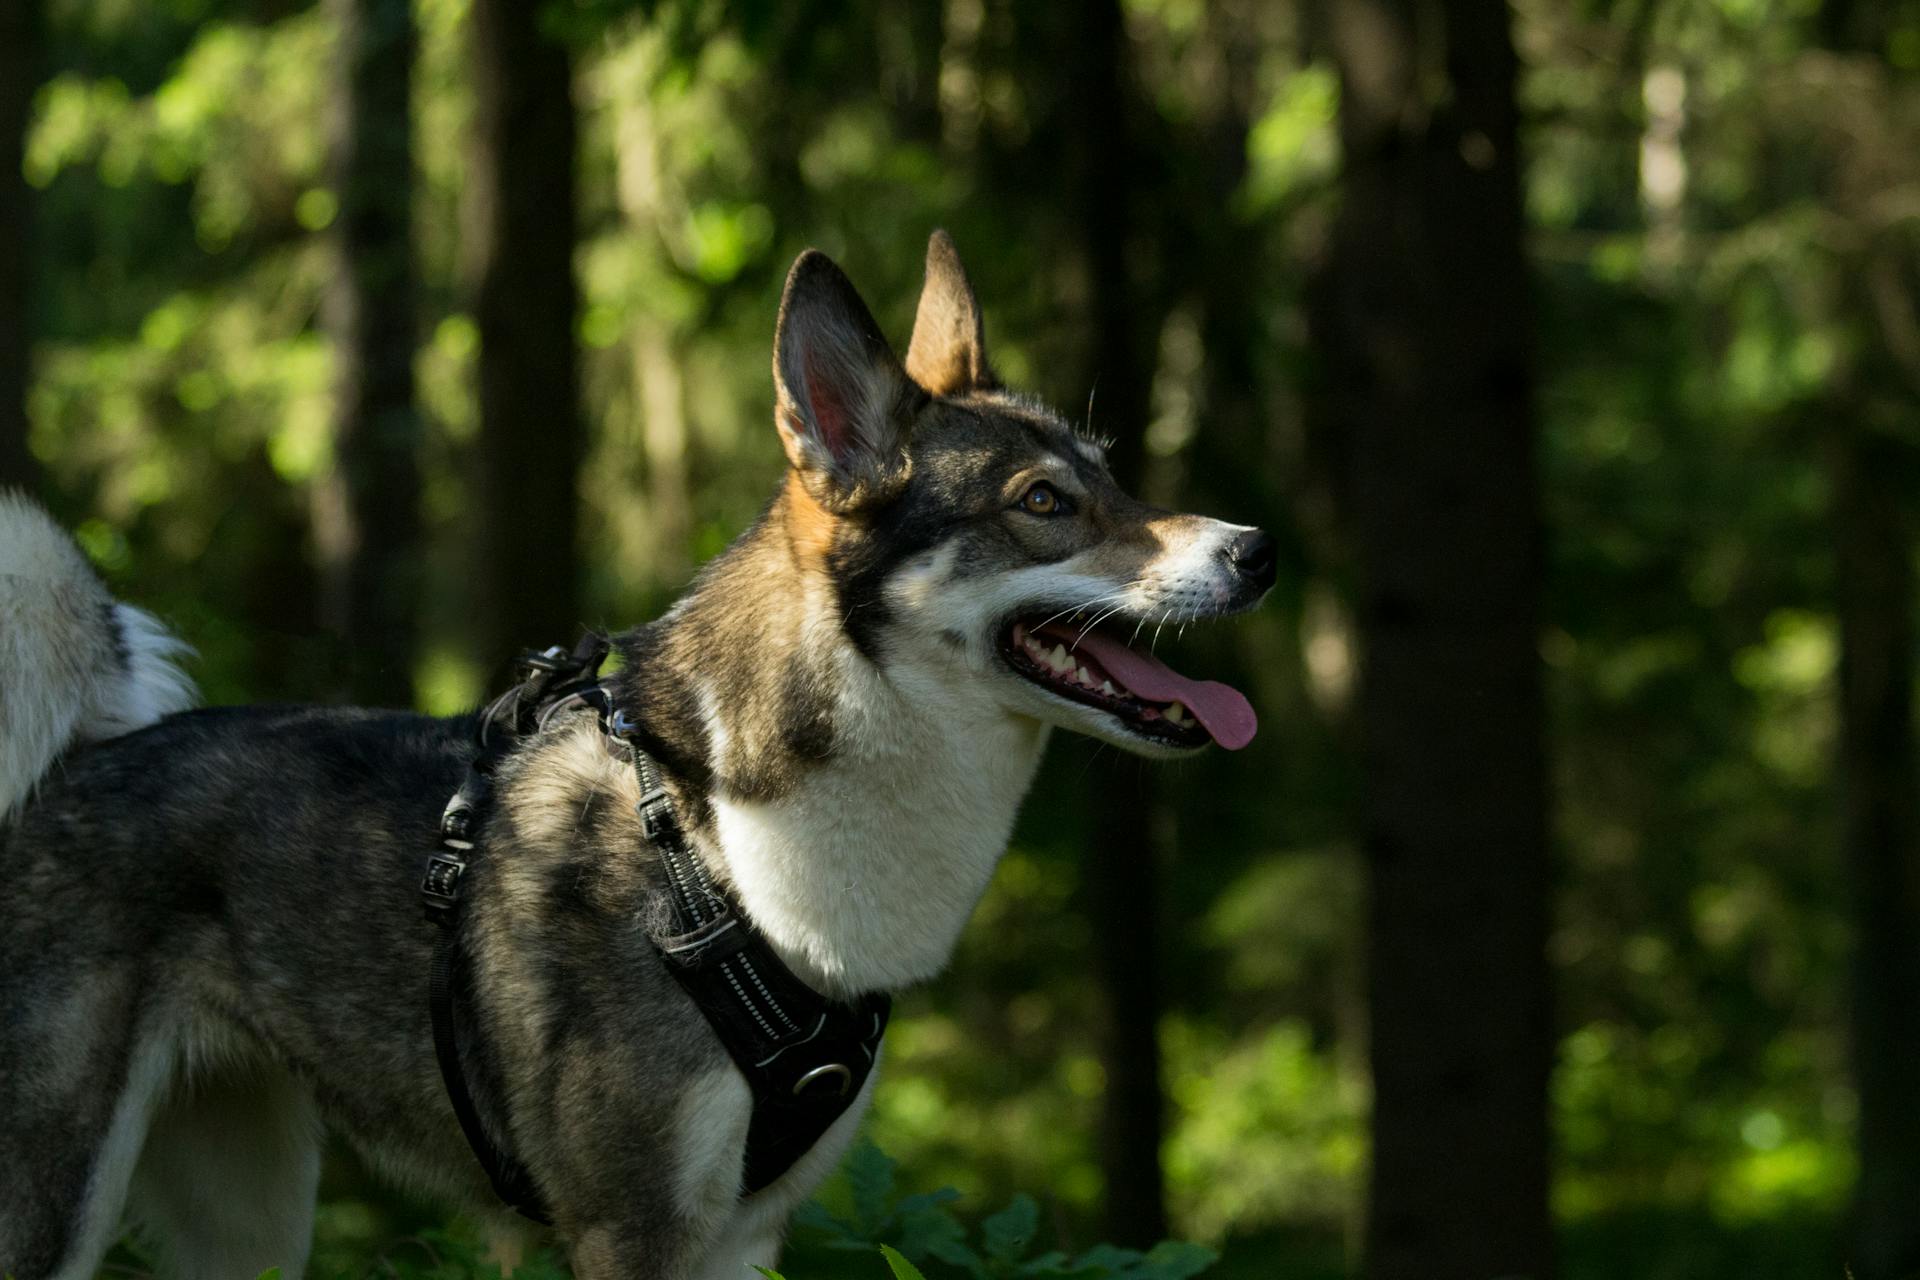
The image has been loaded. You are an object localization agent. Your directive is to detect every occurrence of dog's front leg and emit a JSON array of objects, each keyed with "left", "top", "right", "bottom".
[
  {"left": 689, "top": 1224, "right": 784, "bottom": 1280},
  {"left": 561, "top": 1216, "right": 782, "bottom": 1280},
  {"left": 563, "top": 1224, "right": 663, "bottom": 1280},
  {"left": 561, "top": 1221, "right": 743, "bottom": 1280}
]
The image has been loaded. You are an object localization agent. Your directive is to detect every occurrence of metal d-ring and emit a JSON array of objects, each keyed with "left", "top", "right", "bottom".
[{"left": 792, "top": 1063, "right": 854, "bottom": 1098}]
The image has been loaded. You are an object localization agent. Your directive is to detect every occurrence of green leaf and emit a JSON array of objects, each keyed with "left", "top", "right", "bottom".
[
  {"left": 1135, "top": 1242, "right": 1217, "bottom": 1279},
  {"left": 881, "top": 1244, "right": 933, "bottom": 1280},
  {"left": 928, "top": 1234, "right": 986, "bottom": 1269},
  {"left": 752, "top": 1268, "right": 785, "bottom": 1280},
  {"left": 981, "top": 1193, "right": 1040, "bottom": 1265},
  {"left": 1068, "top": 1244, "right": 1145, "bottom": 1274},
  {"left": 895, "top": 1187, "right": 965, "bottom": 1214},
  {"left": 898, "top": 1199, "right": 971, "bottom": 1266},
  {"left": 845, "top": 1140, "right": 899, "bottom": 1236},
  {"left": 793, "top": 1199, "right": 859, "bottom": 1244}
]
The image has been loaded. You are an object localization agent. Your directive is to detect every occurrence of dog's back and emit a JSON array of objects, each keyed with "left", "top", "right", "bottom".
[{"left": 0, "top": 502, "right": 496, "bottom": 1278}]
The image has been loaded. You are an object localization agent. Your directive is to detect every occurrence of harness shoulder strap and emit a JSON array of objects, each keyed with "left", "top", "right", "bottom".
[
  {"left": 419, "top": 635, "right": 891, "bottom": 1219},
  {"left": 417, "top": 636, "right": 613, "bottom": 1225},
  {"left": 427, "top": 916, "right": 549, "bottom": 1220}
]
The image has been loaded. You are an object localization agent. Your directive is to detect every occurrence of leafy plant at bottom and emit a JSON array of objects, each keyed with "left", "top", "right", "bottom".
[{"left": 788, "top": 1143, "right": 1216, "bottom": 1280}]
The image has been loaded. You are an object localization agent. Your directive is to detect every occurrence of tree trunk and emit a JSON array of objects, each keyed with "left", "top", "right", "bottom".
[
  {"left": 468, "top": 0, "right": 582, "bottom": 673},
  {"left": 611, "top": 92, "right": 692, "bottom": 589},
  {"left": 1065, "top": 0, "right": 1171, "bottom": 1247},
  {"left": 631, "top": 321, "right": 692, "bottom": 587},
  {"left": 1312, "top": 3, "right": 1555, "bottom": 1277},
  {"left": 1807, "top": 6, "right": 1920, "bottom": 1271},
  {"left": 0, "top": 0, "right": 39, "bottom": 495},
  {"left": 1833, "top": 401, "right": 1920, "bottom": 1280},
  {"left": 318, "top": 0, "right": 420, "bottom": 708}
]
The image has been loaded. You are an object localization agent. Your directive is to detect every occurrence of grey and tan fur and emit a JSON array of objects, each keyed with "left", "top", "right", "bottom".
[
  {"left": 0, "top": 233, "right": 1273, "bottom": 1279},
  {"left": 0, "top": 494, "right": 194, "bottom": 821}
]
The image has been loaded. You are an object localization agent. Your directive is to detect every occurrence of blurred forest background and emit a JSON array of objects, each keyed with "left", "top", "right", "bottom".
[{"left": 5, "top": 0, "right": 1920, "bottom": 1277}]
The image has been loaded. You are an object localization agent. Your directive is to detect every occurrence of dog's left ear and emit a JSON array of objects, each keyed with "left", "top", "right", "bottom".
[
  {"left": 774, "top": 250, "right": 919, "bottom": 507},
  {"left": 905, "top": 229, "right": 997, "bottom": 397}
]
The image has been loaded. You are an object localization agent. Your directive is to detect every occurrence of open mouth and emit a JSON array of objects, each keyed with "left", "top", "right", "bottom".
[{"left": 998, "top": 613, "right": 1258, "bottom": 750}]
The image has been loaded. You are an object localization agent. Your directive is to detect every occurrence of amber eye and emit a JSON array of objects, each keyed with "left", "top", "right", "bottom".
[{"left": 1019, "top": 482, "right": 1065, "bottom": 516}]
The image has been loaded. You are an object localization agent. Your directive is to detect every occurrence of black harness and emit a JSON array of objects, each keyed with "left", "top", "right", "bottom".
[{"left": 419, "top": 635, "right": 890, "bottom": 1223}]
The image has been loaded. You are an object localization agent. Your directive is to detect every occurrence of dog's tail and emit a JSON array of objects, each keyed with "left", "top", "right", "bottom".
[{"left": 0, "top": 491, "right": 196, "bottom": 822}]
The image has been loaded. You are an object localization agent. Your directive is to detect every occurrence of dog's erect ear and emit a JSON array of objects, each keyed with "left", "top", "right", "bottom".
[
  {"left": 905, "top": 229, "right": 997, "bottom": 397},
  {"left": 774, "top": 250, "right": 918, "bottom": 506}
]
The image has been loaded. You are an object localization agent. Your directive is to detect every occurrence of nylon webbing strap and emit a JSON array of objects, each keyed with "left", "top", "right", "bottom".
[
  {"left": 420, "top": 633, "right": 891, "bottom": 1217},
  {"left": 419, "top": 634, "right": 613, "bottom": 1226},
  {"left": 428, "top": 925, "right": 548, "bottom": 1220},
  {"left": 607, "top": 718, "right": 891, "bottom": 1194}
]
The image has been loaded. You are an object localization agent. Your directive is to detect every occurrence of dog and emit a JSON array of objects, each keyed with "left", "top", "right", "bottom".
[{"left": 0, "top": 231, "right": 1274, "bottom": 1280}]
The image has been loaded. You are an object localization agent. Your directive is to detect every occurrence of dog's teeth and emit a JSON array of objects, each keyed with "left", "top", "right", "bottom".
[
  {"left": 1048, "top": 644, "right": 1070, "bottom": 672},
  {"left": 1076, "top": 666, "right": 1096, "bottom": 687},
  {"left": 1101, "top": 680, "right": 1117, "bottom": 695},
  {"left": 1166, "top": 702, "right": 1188, "bottom": 724}
]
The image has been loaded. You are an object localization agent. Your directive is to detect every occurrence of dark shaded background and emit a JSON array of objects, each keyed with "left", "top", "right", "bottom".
[{"left": 6, "top": 0, "right": 1919, "bottom": 1276}]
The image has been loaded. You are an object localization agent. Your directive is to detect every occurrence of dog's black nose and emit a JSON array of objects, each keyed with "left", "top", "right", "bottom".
[{"left": 1227, "top": 529, "right": 1277, "bottom": 591}]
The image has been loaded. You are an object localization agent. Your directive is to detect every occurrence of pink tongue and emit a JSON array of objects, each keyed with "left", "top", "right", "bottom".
[{"left": 1047, "top": 625, "right": 1259, "bottom": 750}]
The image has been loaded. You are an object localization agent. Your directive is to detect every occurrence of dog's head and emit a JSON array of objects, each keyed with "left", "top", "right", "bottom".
[{"left": 769, "top": 232, "right": 1273, "bottom": 758}]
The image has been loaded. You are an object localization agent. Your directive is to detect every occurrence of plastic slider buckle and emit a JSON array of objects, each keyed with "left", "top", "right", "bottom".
[
  {"left": 636, "top": 790, "right": 677, "bottom": 844},
  {"left": 421, "top": 850, "right": 468, "bottom": 917},
  {"left": 517, "top": 645, "right": 570, "bottom": 677},
  {"left": 440, "top": 797, "right": 476, "bottom": 841}
]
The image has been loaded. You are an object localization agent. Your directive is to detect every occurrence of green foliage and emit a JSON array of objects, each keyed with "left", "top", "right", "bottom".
[
  {"left": 786, "top": 1145, "right": 1217, "bottom": 1280},
  {"left": 204, "top": 1147, "right": 1213, "bottom": 1280}
]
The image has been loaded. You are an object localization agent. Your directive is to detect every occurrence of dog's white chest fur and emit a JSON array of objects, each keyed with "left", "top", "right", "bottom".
[{"left": 708, "top": 651, "right": 1050, "bottom": 996}]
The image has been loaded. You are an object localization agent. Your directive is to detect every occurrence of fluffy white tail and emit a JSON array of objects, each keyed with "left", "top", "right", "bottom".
[{"left": 0, "top": 492, "right": 196, "bottom": 820}]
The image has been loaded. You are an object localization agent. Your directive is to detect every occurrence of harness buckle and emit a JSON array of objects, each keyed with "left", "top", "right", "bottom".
[
  {"left": 637, "top": 790, "right": 678, "bottom": 844},
  {"left": 421, "top": 851, "right": 468, "bottom": 918},
  {"left": 515, "top": 644, "right": 571, "bottom": 679}
]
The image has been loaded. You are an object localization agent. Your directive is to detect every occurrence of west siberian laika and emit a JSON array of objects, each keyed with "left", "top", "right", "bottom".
[{"left": 0, "top": 232, "right": 1273, "bottom": 1279}]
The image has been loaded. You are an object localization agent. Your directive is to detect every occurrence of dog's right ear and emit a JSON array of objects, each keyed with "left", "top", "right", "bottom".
[
  {"left": 773, "top": 250, "right": 919, "bottom": 509},
  {"left": 905, "top": 229, "right": 997, "bottom": 397}
]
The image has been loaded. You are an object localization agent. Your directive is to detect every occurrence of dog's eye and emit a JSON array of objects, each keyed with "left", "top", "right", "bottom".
[{"left": 1018, "top": 483, "right": 1067, "bottom": 517}]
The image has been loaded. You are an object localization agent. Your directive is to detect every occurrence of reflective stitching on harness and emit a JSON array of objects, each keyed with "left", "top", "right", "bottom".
[
  {"left": 720, "top": 958, "right": 782, "bottom": 1038},
  {"left": 657, "top": 842, "right": 711, "bottom": 925},
  {"left": 736, "top": 954, "right": 802, "bottom": 1034}
]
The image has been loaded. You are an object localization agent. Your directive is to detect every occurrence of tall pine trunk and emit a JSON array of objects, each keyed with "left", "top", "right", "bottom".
[
  {"left": 1312, "top": 2, "right": 1555, "bottom": 1276},
  {"left": 1810, "top": 6, "right": 1920, "bottom": 1271},
  {"left": 468, "top": 0, "right": 582, "bottom": 672},
  {"left": 1066, "top": 0, "right": 1172, "bottom": 1246},
  {"left": 0, "top": 0, "right": 38, "bottom": 494},
  {"left": 1833, "top": 399, "right": 1920, "bottom": 1280},
  {"left": 319, "top": 0, "right": 421, "bottom": 708}
]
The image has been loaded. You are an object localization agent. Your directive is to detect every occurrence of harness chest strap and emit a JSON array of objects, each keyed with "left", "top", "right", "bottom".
[
  {"left": 619, "top": 727, "right": 892, "bottom": 1192},
  {"left": 419, "top": 636, "right": 890, "bottom": 1223}
]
